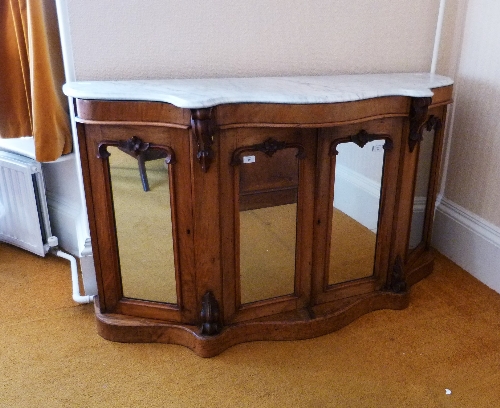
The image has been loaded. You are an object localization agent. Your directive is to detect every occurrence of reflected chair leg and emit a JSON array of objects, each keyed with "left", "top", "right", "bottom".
[{"left": 137, "top": 154, "right": 150, "bottom": 192}]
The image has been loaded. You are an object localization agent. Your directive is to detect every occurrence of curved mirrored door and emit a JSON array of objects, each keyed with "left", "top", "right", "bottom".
[
  {"left": 236, "top": 142, "right": 301, "bottom": 304},
  {"left": 328, "top": 140, "right": 384, "bottom": 285},
  {"left": 107, "top": 145, "right": 177, "bottom": 304},
  {"left": 408, "top": 125, "right": 437, "bottom": 252}
]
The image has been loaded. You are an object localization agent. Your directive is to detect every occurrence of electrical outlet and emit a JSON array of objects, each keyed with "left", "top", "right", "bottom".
[{"left": 243, "top": 155, "right": 256, "bottom": 164}]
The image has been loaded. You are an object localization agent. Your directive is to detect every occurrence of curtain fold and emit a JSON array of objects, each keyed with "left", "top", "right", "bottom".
[{"left": 0, "top": 0, "right": 72, "bottom": 162}]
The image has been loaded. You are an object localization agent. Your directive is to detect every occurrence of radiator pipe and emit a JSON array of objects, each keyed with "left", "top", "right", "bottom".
[
  {"left": 48, "top": 236, "right": 94, "bottom": 304},
  {"left": 430, "top": 0, "right": 447, "bottom": 74}
]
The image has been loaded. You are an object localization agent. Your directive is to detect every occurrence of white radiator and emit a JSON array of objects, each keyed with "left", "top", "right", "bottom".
[{"left": 0, "top": 150, "right": 52, "bottom": 257}]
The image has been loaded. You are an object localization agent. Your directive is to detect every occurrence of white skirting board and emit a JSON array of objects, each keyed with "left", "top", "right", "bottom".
[
  {"left": 333, "top": 164, "right": 427, "bottom": 241},
  {"left": 432, "top": 197, "right": 500, "bottom": 293},
  {"left": 333, "top": 163, "right": 381, "bottom": 232},
  {"left": 334, "top": 165, "right": 500, "bottom": 294}
]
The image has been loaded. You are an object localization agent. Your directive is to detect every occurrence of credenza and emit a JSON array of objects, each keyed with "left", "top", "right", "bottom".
[{"left": 64, "top": 73, "right": 453, "bottom": 357}]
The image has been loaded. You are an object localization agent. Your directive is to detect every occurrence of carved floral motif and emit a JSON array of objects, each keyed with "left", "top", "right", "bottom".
[
  {"left": 426, "top": 115, "right": 442, "bottom": 133},
  {"left": 231, "top": 137, "right": 306, "bottom": 166},
  {"left": 329, "top": 130, "right": 393, "bottom": 156},
  {"left": 191, "top": 108, "right": 214, "bottom": 173},
  {"left": 408, "top": 97, "right": 432, "bottom": 153},
  {"left": 97, "top": 136, "right": 175, "bottom": 164}
]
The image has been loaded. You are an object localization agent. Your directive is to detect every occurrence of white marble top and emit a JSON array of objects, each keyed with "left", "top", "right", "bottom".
[{"left": 63, "top": 73, "right": 453, "bottom": 109}]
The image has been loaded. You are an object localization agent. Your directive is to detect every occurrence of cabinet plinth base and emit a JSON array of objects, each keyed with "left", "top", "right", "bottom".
[{"left": 95, "top": 290, "right": 410, "bottom": 358}]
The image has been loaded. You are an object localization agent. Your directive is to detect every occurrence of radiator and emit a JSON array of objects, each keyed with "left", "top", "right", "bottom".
[{"left": 0, "top": 150, "right": 52, "bottom": 257}]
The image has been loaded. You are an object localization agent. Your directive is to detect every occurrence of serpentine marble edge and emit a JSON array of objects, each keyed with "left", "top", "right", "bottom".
[{"left": 63, "top": 73, "right": 453, "bottom": 109}]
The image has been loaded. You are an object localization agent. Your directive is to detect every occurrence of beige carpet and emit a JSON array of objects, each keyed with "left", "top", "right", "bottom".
[
  {"left": 240, "top": 204, "right": 377, "bottom": 302},
  {"left": 329, "top": 207, "right": 376, "bottom": 284},
  {"left": 1, "top": 241, "right": 500, "bottom": 407},
  {"left": 240, "top": 203, "right": 297, "bottom": 303}
]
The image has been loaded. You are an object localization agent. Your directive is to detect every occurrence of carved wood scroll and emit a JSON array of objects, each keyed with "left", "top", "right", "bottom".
[
  {"left": 97, "top": 136, "right": 176, "bottom": 164},
  {"left": 426, "top": 115, "right": 442, "bottom": 133},
  {"left": 191, "top": 108, "right": 214, "bottom": 172},
  {"left": 329, "top": 130, "right": 393, "bottom": 156},
  {"left": 200, "top": 291, "right": 221, "bottom": 335},
  {"left": 408, "top": 97, "right": 432, "bottom": 153},
  {"left": 390, "top": 255, "right": 407, "bottom": 293},
  {"left": 230, "top": 137, "right": 306, "bottom": 166}
]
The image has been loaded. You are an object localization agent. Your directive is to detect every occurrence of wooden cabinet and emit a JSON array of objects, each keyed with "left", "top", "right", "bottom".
[{"left": 67, "top": 74, "right": 453, "bottom": 357}]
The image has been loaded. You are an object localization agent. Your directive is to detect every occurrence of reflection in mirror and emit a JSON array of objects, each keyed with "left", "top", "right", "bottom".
[
  {"left": 238, "top": 148, "right": 298, "bottom": 304},
  {"left": 329, "top": 141, "right": 384, "bottom": 285},
  {"left": 408, "top": 128, "right": 435, "bottom": 250},
  {"left": 108, "top": 146, "right": 177, "bottom": 303}
]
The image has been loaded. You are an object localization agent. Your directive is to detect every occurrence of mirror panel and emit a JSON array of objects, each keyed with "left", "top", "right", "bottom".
[
  {"left": 408, "top": 128, "right": 435, "bottom": 251},
  {"left": 108, "top": 146, "right": 177, "bottom": 304},
  {"left": 238, "top": 148, "right": 298, "bottom": 304},
  {"left": 328, "top": 141, "right": 384, "bottom": 285}
]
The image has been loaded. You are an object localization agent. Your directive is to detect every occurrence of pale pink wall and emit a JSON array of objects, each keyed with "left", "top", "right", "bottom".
[
  {"left": 66, "top": 0, "right": 442, "bottom": 81},
  {"left": 443, "top": 0, "right": 500, "bottom": 226}
]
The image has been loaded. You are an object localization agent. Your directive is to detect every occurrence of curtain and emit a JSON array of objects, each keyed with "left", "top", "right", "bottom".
[{"left": 0, "top": 0, "right": 71, "bottom": 162}]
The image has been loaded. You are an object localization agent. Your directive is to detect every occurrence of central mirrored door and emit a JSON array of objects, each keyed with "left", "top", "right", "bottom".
[
  {"left": 237, "top": 145, "right": 300, "bottom": 304},
  {"left": 233, "top": 138, "right": 305, "bottom": 305},
  {"left": 221, "top": 128, "right": 316, "bottom": 322}
]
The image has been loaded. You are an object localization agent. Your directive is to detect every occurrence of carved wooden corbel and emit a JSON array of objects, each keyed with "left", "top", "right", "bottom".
[
  {"left": 230, "top": 137, "right": 306, "bottom": 166},
  {"left": 191, "top": 108, "right": 214, "bottom": 172},
  {"left": 408, "top": 97, "right": 432, "bottom": 153},
  {"left": 329, "top": 130, "right": 393, "bottom": 156},
  {"left": 390, "top": 255, "right": 407, "bottom": 293},
  {"left": 200, "top": 291, "right": 221, "bottom": 335}
]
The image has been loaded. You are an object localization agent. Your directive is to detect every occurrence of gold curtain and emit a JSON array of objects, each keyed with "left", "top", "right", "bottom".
[{"left": 0, "top": 0, "right": 71, "bottom": 162}]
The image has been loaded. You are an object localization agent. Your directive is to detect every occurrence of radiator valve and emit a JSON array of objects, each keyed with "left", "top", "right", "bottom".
[{"left": 47, "top": 236, "right": 59, "bottom": 248}]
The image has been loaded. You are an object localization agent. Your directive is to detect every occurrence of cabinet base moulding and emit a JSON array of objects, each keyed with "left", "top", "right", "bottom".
[{"left": 94, "top": 291, "right": 409, "bottom": 358}]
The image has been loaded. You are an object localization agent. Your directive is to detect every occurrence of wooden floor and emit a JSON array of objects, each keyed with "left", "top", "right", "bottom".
[{"left": 1, "top": 242, "right": 500, "bottom": 407}]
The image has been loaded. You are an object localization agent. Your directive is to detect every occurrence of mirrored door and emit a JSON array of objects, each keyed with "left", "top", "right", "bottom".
[
  {"left": 86, "top": 124, "right": 197, "bottom": 322},
  {"left": 328, "top": 140, "right": 385, "bottom": 285},
  {"left": 312, "top": 122, "right": 401, "bottom": 304},
  {"left": 107, "top": 143, "right": 177, "bottom": 304},
  {"left": 234, "top": 138, "right": 305, "bottom": 305},
  {"left": 408, "top": 115, "right": 442, "bottom": 254}
]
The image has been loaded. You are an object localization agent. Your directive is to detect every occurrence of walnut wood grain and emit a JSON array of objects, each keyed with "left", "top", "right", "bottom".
[{"left": 76, "top": 99, "right": 191, "bottom": 126}]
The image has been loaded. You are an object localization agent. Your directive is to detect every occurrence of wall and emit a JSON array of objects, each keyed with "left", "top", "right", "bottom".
[
  {"left": 443, "top": 1, "right": 500, "bottom": 222},
  {"left": 66, "top": 0, "right": 441, "bottom": 81},
  {"left": 58, "top": 0, "right": 473, "bottom": 294},
  {"left": 432, "top": 0, "right": 500, "bottom": 293}
]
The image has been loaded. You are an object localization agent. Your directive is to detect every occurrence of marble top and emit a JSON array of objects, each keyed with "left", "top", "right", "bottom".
[{"left": 63, "top": 73, "right": 453, "bottom": 109}]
